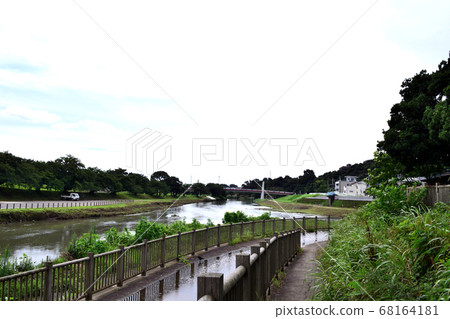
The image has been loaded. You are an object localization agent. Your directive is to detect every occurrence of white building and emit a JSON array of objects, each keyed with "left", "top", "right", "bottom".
[
  {"left": 335, "top": 176, "right": 368, "bottom": 196},
  {"left": 343, "top": 181, "right": 368, "bottom": 196},
  {"left": 335, "top": 176, "right": 357, "bottom": 193}
]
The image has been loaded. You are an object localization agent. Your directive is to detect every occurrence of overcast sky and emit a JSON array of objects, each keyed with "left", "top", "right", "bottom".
[{"left": 0, "top": 0, "right": 449, "bottom": 185}]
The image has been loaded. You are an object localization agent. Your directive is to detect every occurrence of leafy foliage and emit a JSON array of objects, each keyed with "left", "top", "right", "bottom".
[
  {"left": 0, "top": 248, "right": 35, "bottom": 277},
  {"left": 222, "top": 210, "right": 275, "bottom": 223},
  {"left": 378, "top": 56, "right": 450, "bottom": 177}
]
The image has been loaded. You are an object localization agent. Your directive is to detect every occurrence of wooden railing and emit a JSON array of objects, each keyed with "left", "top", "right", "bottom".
[
  {"left": 0, "top": 216, "right": 332, "bottom": 301},
  {"left": 197, "top": 230, "right": 301, "bottom": 301}
]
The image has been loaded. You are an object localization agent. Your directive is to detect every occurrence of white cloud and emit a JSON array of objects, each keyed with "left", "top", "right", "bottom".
[{"left": 0, "top": 105, "right": 60, "bottom": 124}]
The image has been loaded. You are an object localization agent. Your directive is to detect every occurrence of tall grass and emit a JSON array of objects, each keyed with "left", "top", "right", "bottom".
[{"left": 313, "top": 201, "right": 450, "bottom": 301}]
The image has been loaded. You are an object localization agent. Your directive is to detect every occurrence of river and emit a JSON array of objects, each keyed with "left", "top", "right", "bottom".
[{"left": 0, "top": 199, "right": 317, "bottom": 263}]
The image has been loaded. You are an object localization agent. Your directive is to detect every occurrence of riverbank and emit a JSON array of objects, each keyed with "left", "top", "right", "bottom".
[
  {"left": 256, "top": 199, "right": 355, "bottom": 217},
  {"left": 0, "top": 197, "right": 210, "bottom": 224}
]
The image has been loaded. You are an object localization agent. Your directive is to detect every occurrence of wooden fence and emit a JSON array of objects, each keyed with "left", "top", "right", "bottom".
[
  {"left": 407, "top": 184, "right": 450, "bottom": 206},
  {"left": 0, "top": 200, "right": 133, "bottom": 210},
  {"left": 197, "top": 229, "right": 301, "bottom": 301},
  {"left": 0, "top": 216, "right": 332, "bottom": 301}
]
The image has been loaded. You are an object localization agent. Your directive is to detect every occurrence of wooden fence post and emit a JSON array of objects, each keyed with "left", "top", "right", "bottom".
[
  {"left": 175, "top": 270, "right": 180, "bottom": 288},
  {"left": 141, "top": 240, "right": 148, "bottom": 276},
  {"left": 250, "top": 246, "right": 261, "bottom": 300},
  {"left": 205, "top": 227, "right": 209, "bottom": 251},
  {"left": 282, "top": 218, "right": 286, "bottom": 230},
  {"left": 160, "top": 235, "right": 166, "bottom": 267},
  {"left": 272, "top": 219, "right": 276, "bottom": 234},
  {"left": 85, "top": 252, "right": 94, "bottom": 301},
  {"left": 252, "top": 220, "right": 255, "bottom": 238},
  {"left": 197, "top": 273, "right": 224, "bottom": 301},
  {"left": 44, "top": 261, "right": 53, "bottom": 301},
  {"left": 217, "top": 224, "right": 221, "bottom": 247},
  {"left": 292, "top": 217, "right": 295, "bottom": 230},
  {"left": 274, "top": 232, "right": 280, "bottom": 273},
  {"left": 176, "top": 232, "right": 181, "bottom": 260},
  {"left": 262, "top": 220, "right": 266, "bottom": 236},
  {"left": 240, "top": 222, "right": 244, "bottom": 238},
  {"left": 328, "top": 215, "right": 331, "bottom": 231},
  {"left": 315, "top": 216, "right": 318, "bottom": 233},
  {"left": 191, "top": 230, "right": 196, "bottom": 256},
  {"left": 236, "top": 254, "right": 251, "bottom": 301},
  {"left": 159, "top": 279, "right": 164, "bottom": 296},
  {"left": 118, "top": 245, "right": 124, "bottom": 286},
  {"left": 140, "top": 288, "right": 146, "bottom": 301},
  {"left": 229, "top": 222, "right": 233, "bottom": 243},
  {"left": 259, "top": 241, "right": 268, "bottom": 300}
]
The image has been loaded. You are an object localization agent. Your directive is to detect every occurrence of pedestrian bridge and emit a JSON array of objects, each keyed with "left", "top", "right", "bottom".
[{"left": 223, "top": 187, "right": 294, "bottom": 197}]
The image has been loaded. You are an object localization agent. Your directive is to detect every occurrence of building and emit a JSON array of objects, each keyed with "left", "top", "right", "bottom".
[
  {"left": 335, "top": 176, "right": 368, "bottom": 196},
  {"left": 334, "top": 176, "right": 357, "bottom": 193}
]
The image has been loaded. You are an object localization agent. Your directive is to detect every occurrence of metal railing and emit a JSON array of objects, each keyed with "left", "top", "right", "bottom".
[
  {"left": 0, "top": 216, "right": 333, "bottom": 301},
  {"left": 0, "top": 200, "right": 134, "bottom": 210}
]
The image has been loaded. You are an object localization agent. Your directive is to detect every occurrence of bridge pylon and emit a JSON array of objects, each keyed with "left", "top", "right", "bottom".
[{"left": 260, "top": 181, "right": 265, "bottom": 199}]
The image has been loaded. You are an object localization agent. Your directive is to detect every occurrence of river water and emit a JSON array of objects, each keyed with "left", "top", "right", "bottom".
[{"left": 0, "top": 199, "right": 317, "bottom": 263}]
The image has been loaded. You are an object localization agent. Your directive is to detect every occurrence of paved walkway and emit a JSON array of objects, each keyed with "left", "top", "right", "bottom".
[{"left": 270, "top": 241, "right": 327, "bottom": 301}]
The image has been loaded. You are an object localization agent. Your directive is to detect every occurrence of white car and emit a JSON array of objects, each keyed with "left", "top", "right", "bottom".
[{"left": 61, "top": 193, "right": 80, "bottom": 201}]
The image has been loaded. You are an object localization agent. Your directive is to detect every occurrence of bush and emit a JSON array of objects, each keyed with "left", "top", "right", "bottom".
[
  {"left": 222, "top": 211, "right": 249, "bottom": 223},
  {"left": 0, "top": 248, "right": 35, "bottom": 276},
  {"left": 68, "top": 231, "right": 110, "bottom": 259}
]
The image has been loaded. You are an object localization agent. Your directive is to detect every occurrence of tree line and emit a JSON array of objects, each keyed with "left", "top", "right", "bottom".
[
  {"left": 0, "top": 150, "right": 377, "bottom": 197},
  {"left": 0, "top": 152, "right": 228, "bottom": 198},
  {"left": 241, "top": 160, "right": 375, "bottom": 194}
]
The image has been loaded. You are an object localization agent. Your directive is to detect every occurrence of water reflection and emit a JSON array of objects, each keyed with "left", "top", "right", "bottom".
[{"left": 123, "top": 231, "right": 329, "bottom": 301}]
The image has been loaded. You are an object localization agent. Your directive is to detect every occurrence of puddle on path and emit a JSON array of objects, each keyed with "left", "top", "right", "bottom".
[{"left": 123, "top": 231, "right": 329, "bottom": 301}]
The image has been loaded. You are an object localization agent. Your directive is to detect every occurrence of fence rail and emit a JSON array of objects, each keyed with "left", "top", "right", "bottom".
[
  {"left": 198, "top": 230, "right": 301, "bottom": 301},
  {"left": 407, "top": 184, "right": 450, "bottom": 206},
  {"left": 0, "top": 200, "right": 134, "bottom": 210},
  {"left": 0, "top": 216, "right": 333, "bottom": 301}
]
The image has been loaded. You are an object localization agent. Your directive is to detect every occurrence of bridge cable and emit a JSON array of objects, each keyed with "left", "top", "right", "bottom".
[{"left": 76, "top": 184, "right": 194, "bottom": 301}]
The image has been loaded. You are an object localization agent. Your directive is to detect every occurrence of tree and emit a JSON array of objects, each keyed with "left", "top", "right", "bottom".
[
  {"left": 145, "top": 180, "right": 169, "bottom": 197},
  {"left": 191, "top": 182, "right": 207, "bottom": 197},
  {"left": 296, "top": 169, "right": 316, "bottom": 194},
  {"left": 52, "top": 155, "right": 86, "bottom": 191},
  {"left": 378, "top": 56, "right": 450, "bottom": 177},
  {"left": 167, "top": 176, "right": 183, "bottom": 196},
  {"left": 151, "top": 171, "right": 170, "bottom": 182},
  {"left": 206, "top": 183, "right": 226, "bottom": 199},
  {"left": 101, "top": 170, "right": 123, "bottom": 195}
]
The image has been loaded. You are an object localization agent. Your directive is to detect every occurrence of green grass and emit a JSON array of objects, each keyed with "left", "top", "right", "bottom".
[
  {"left": 257, "top": 199, "right": 355, "bottom": 217},
  {"left": 275, "top": 193, "right": 322, "bottom": 203},
  {"left": 313, "top": 203, "right": 450, "bottom": 301}
]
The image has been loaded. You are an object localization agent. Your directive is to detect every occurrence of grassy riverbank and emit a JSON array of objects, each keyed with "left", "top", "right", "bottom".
[
  {"left": 257, "top": 196, "right": 356, "bottom": 217},
  {"left": 0, "top": 196, "right": 209, "bottom": 223}
]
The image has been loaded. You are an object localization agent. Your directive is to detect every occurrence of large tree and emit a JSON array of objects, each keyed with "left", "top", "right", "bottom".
[{"left": 378, "top": 56, "right": 450, "bottom": 177}]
